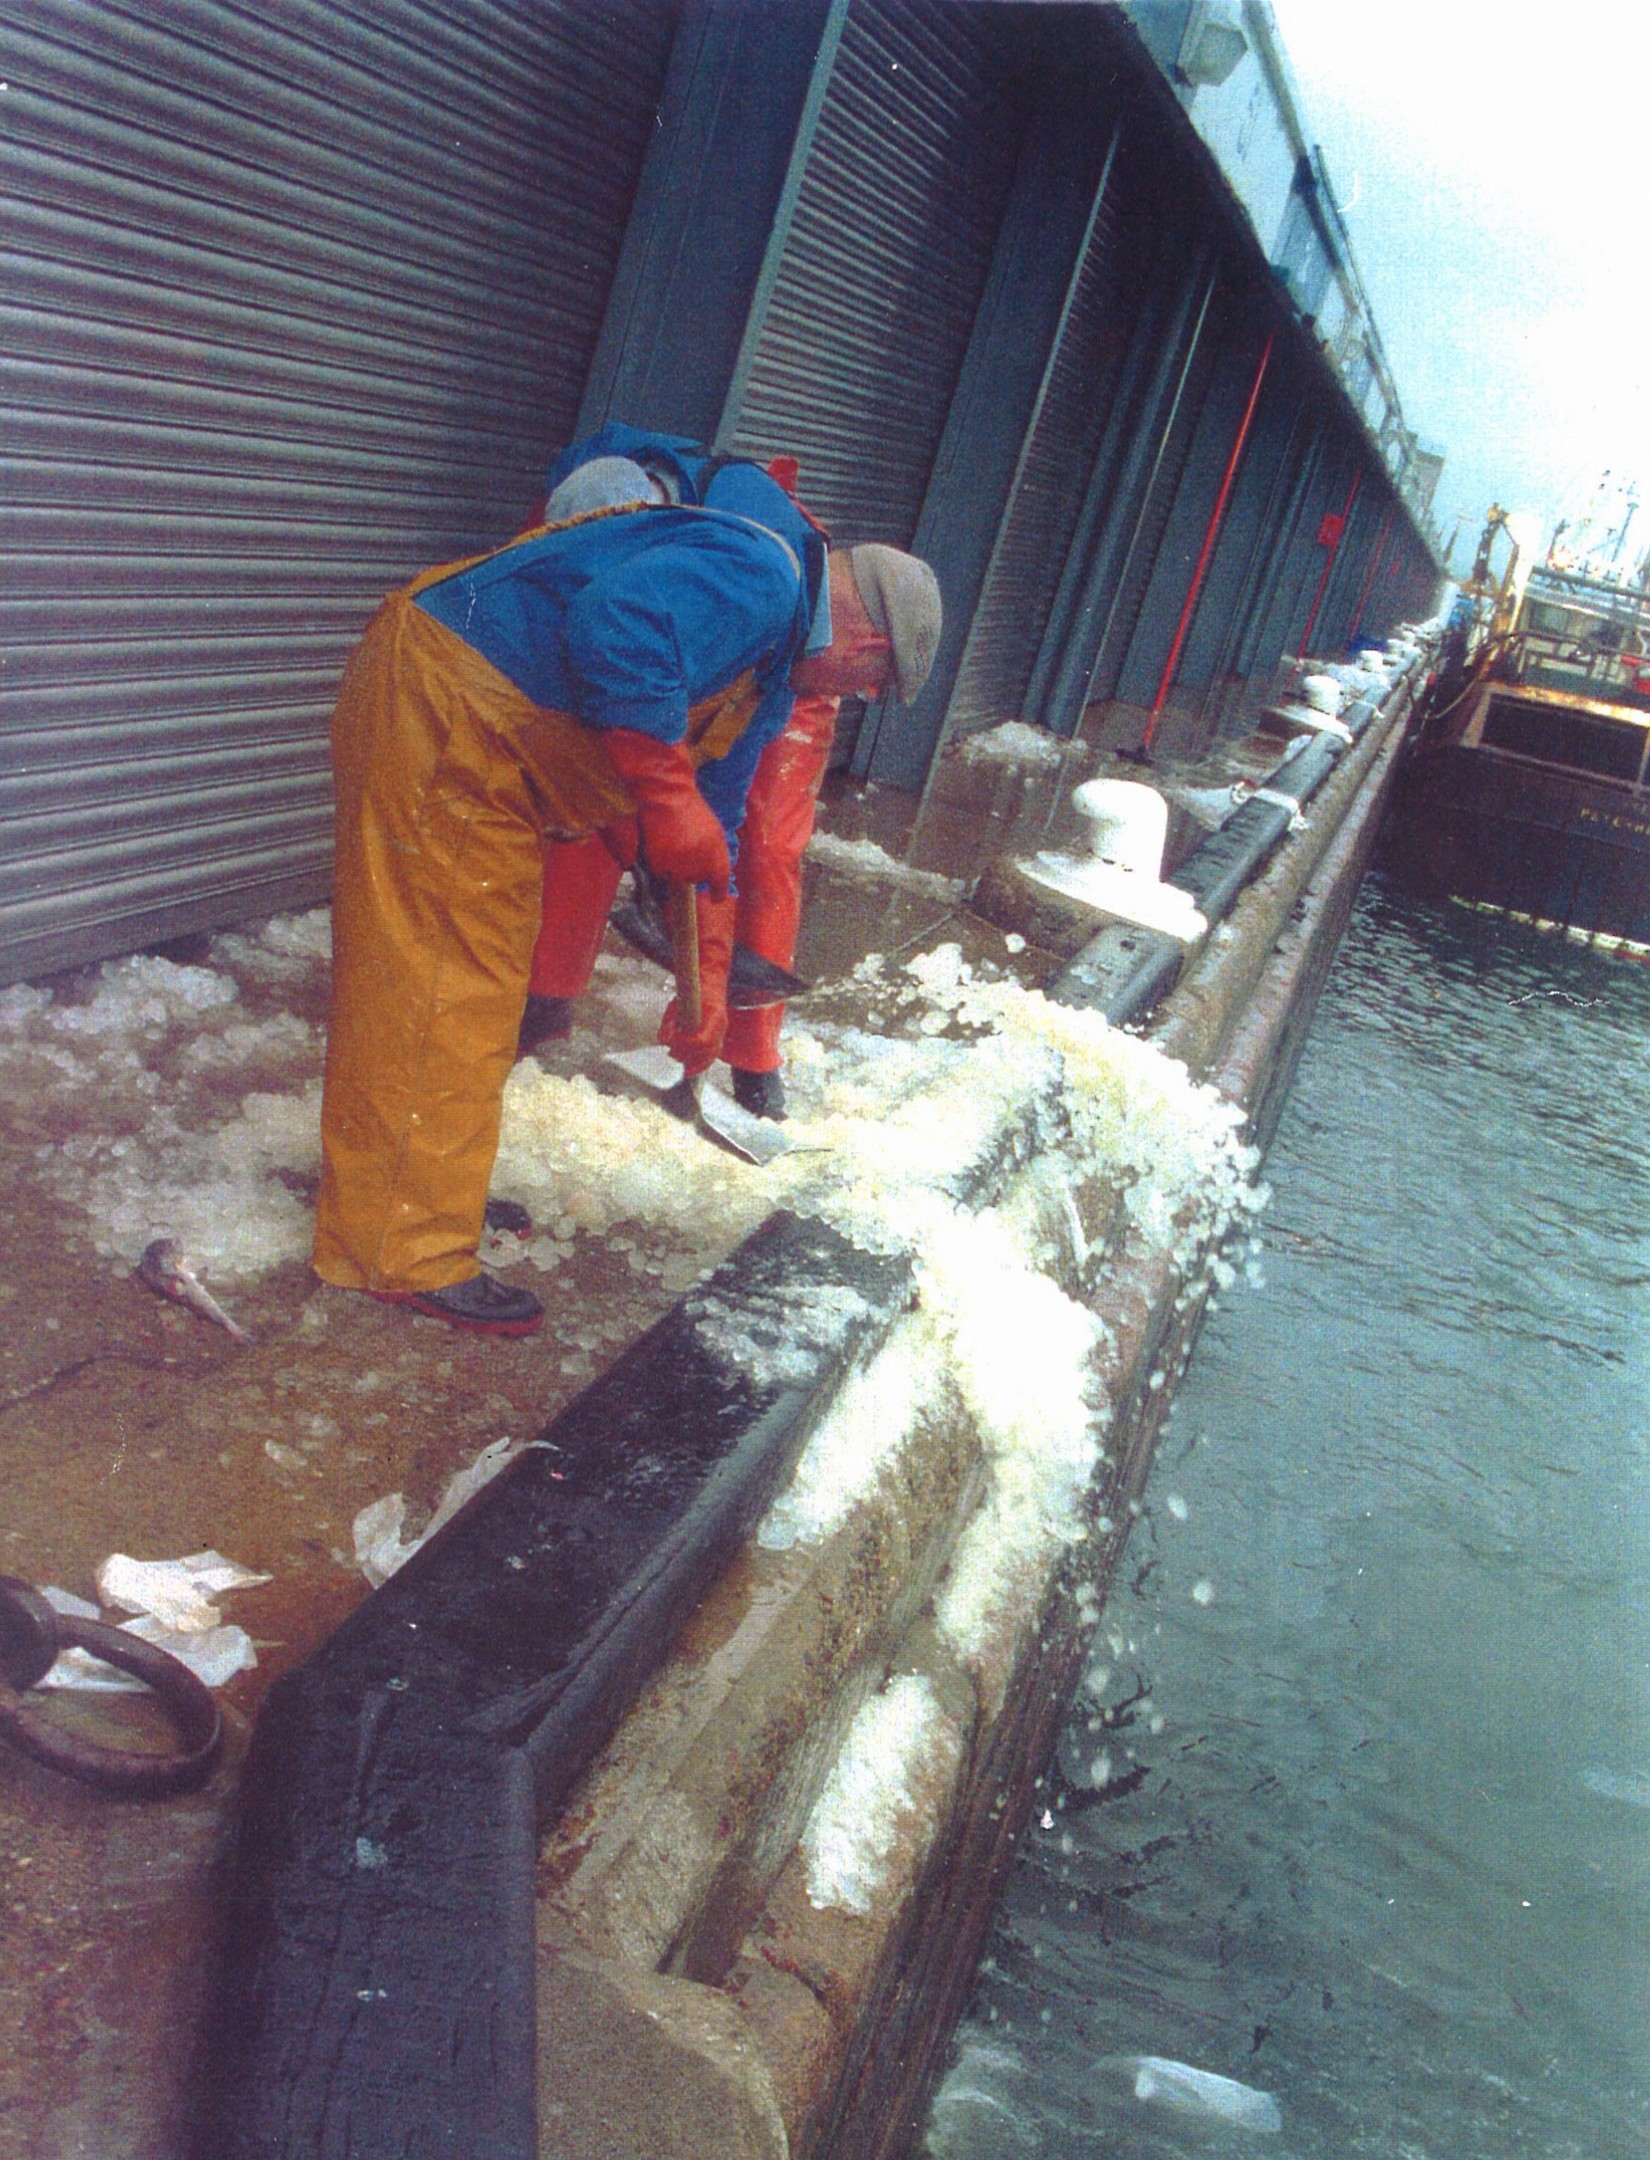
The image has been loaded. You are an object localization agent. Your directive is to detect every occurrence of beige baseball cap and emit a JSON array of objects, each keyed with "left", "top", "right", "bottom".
[{"left": 849, "top": 544, "right": 943, "bottom": 704}]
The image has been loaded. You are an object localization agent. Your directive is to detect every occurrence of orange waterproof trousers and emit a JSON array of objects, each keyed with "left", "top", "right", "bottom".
[
  {"left": 528, "top": 692, "right": 838, "bottom": 1070},
  {"left": 722, "top": 691, "right": 837, "bottom": 1070},
  {"left": 314, "top": 590, "right": 754, "bottom": 1291}
]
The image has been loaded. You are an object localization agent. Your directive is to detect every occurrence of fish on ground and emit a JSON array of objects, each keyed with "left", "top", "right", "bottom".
[{"left": 136, "top": 1237, "right": 254, "bottom": 1345}]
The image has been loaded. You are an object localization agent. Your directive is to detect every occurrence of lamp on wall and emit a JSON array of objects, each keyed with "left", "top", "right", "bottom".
[{"left": 1176, "top": 0, "right": 1249, "bottom": 88}]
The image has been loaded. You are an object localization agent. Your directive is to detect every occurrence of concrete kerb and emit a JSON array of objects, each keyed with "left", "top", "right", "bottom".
[{"left": 1154, "top": 679, "right": 1417, "bottom": 1074}]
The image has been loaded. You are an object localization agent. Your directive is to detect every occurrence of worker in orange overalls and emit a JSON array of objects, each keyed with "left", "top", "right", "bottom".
[
  {"left": 518, "top": 428, "right": 929, "bottom": 1123},
  {"left": 313, "top": 465, "right": 939, "bottom": 1337},
  {"left": 522, "top": 690, "right": 838, "bottom": 1121}
]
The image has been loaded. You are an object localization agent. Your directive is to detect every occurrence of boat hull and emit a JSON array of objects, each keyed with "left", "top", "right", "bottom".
[{"left": 1392, "top": 740, "right": 1650, "bottom": 945}]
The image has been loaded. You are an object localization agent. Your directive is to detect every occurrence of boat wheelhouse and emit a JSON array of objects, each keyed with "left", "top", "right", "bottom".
[{"left": 1395, "top": 524, "right": 1650, "bottom": 948}]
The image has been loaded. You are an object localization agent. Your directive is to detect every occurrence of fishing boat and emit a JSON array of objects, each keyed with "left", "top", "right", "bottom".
[{"left": 1393, "top": 496, "right": 1650, "bottom": 949}]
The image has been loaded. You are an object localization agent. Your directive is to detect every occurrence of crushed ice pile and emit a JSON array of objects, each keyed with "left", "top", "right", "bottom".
[
  {"left": 0, "top": 914, "right": 333, "bottom": 1279},
  {"left": 758, "top": 944, "right": 1261, "bottom": 1656},
  {"left": 804, "top": 828, "right": 966, "bottom": 900},
  {"left": 802, "top": 1673, "right": 958, "bottom": 1914},
  {"left": 756, "top": 941, "right": 1263, "bottom": 1913}
]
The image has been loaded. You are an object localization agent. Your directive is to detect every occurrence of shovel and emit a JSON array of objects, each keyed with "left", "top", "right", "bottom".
[
  {"left": 603, "top": 880, "right": 821, "bottom": 1164},
  {"left": 664, "top": 875, "right": 703, "bottom": 1032},
  {"left": 603, "top": 1044, "right": 812, "bottom": 1166}
]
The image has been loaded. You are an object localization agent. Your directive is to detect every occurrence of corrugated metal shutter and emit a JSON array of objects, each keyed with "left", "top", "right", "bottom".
[
  {"left": 944, "top": 164, "right": 1136, "bottom": 737},
  {"left": 1276, "top": 443, "right": 1357, "bottom": 656},
  {"left": 1316, "top": 477, "right": 1381, "bottom": 653},
  {"left": 1232, "top": 414, "right": 1325, "bottom": 677},
  {"left": 1, "top": 0, "right": 679, "bottom": 985},
  {"left": 1088, "top": 313, "right": 1221, "bottom": 702},
  {"left": 724, "top": 0, "right": 1025, "bottom": 548}
]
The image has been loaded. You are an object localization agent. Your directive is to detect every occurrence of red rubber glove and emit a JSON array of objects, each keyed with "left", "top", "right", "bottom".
[
  {"left": 602, "top": 728, "right": 731, "bottom": 899},
  {"left": 659, "top": 888, "right": 736, "bottom": 1077}
]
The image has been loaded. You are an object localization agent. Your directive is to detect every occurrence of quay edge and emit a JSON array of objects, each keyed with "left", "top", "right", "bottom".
[
  {"left": 179, "top": 649, "right": 1428, "bottom": 2159},
  {"left": 522, "top": 666, "right": 1424, "bottom": 2160}
]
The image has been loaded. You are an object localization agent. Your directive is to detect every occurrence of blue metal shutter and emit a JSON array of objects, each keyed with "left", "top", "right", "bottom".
[
  {"left": 723, "top": 0, "right": 1025, "bottom": 550},
  {"left": 1, "top": 0, "right": 678, "bottom": 985},
  {"left": 943, "top": 166, "right": 1137, "bottom": 737},
  {"left": 1088, "top": 309, "right": 1222, "bottom": 703}
]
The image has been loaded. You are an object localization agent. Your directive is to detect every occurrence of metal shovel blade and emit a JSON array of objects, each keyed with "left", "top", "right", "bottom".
[
  {"left": 695, "top": 1078, "right": 806, "bottom": 1167},
  {"left": 602, "top": 1045, "right": 815, "bottom": 1165}
]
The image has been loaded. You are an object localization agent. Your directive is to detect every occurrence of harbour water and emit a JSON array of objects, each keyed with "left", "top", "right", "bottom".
[{"left": 923, "top": 868, "right": 1650, "bottom": 2159}]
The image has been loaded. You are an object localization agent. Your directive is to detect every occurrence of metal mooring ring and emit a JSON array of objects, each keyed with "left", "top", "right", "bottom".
[{"left": 0, "top": 1576, "right": 224, "bottom": 1798}]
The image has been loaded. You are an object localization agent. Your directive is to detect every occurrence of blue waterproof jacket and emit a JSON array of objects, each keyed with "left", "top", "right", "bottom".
[
  {"left": 543, "top": 421, "right": 832, "bottom": 654},
  {"left": 414, "top": 429, "right": 824, "bottom": 841}
]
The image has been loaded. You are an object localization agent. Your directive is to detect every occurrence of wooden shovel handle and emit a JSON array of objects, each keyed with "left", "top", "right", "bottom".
[{"left": 665, "top": 880, "right": 702, "bottom": 1030}]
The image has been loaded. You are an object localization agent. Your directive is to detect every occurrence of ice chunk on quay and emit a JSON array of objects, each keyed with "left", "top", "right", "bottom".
[
  {"left": 757, "top": 1311, "right": 938, "bottom": 1549},
  {"left": 953, "top": 719, "right": 1067, "bottom": 768},
  {"left": 803, "top": 1673, "right": 956, "bottom": 1914},
  {"left": 805, "top": 828, "right": 966, "bottom": 899}
]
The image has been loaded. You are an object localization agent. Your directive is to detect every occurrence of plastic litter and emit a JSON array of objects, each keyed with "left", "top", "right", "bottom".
[
  {"left": 352, "top": 1435, "right": 525, "bottom": 1588},
  {"left": 97, "top": 1549, "right": 270, "bottom": 1631}
]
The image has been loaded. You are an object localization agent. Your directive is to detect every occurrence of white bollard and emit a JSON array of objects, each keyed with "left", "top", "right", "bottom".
[{"left": 1069, "top": 778, "right": 1170, "bottom": 878}]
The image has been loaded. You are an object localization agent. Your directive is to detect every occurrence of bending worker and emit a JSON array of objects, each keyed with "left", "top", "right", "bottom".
[
  {"left": 313, "top": 466, "right": 940, "bottom": 1338},
  {"left": 520, "top": 427, "right": 890, "bottom": 1122}
]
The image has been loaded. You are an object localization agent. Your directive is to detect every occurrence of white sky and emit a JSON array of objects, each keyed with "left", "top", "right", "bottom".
[{"left": 1266, "top": 0, "right": 1650, "bottom": 567}]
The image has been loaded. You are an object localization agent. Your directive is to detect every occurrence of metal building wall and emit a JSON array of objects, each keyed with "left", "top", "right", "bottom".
[
  {"left": 1229, "top": 411, "right": 1327, "bottom": 677},
  {"left": 1165, "top": 353, "right": 1311, "bottom": 728},
  {"left": 942, "top": 129, "right": 1135, "bottom": 739},
  {"left": 1254, "top": 434, "right": 1354, "bottom": 665},
  {"left": 1317, "top": 481, "right": 1386, "bottom": 654},
  {"left": 1, "top": 0, "right": 679, "bottom": 986},
  {"left": 723, "top": 0, "right": 1027, "bottom": 548},
  {"left": 1027, "top": 230, "right": 1220, "bottom": 740},
  {"left": 1110, "top": 293, "right": 1275, "bottom": 719},
  {"left": 1086, "top": 274, "right": 1222, "bottom": 704},
  {"left": 1294, "top": 446, "right": 1367, "bottom": 654},
  {"left": 4, "top": 0, "right": 1439, "bottom": 990},
  {"left": 1342, "top": 498, "right": 1398, "bottom": 650}
]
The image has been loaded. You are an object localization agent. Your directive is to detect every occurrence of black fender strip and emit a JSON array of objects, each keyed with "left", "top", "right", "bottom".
[{"left": 192, "top": 1211, "right": 911, "bottom": 2160}]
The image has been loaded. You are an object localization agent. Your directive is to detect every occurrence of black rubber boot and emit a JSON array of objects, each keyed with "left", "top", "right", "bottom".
[
  {"left": 612, "top": 895, "right": 809, "bottom": 1009},
  {"left": 516, "top": 994, "right": 574, "bottom": 1058},
  {"left": 730, "top": 1067, "right": 786, "bottom": 1122},
  {"left": 371, "top": 1271, "right": 545, "bottom": 1337}
]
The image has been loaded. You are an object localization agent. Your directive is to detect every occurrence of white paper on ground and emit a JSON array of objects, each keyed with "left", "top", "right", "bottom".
[
  {"left": 97, "top": 1548, "right": 272, "bottom": 1632},
  {"left": 34, "top": 1583, "right": 259, "bottom": 1692}
]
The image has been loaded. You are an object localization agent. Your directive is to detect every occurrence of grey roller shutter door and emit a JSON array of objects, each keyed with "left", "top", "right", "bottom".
[
  {"left": 724, "top": 0, "right": 1025, "bottom": 549},
  {"left": 945, "top": 170, "right": 1138, "bottom": 738},
  {"left": 2, "top": 0, "right": 680, "bottom": 986}
]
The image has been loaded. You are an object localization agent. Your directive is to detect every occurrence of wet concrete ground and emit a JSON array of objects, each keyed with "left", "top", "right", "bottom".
[{"left": 0, "top": 705, "right": 1277, "bottom": 2156}]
